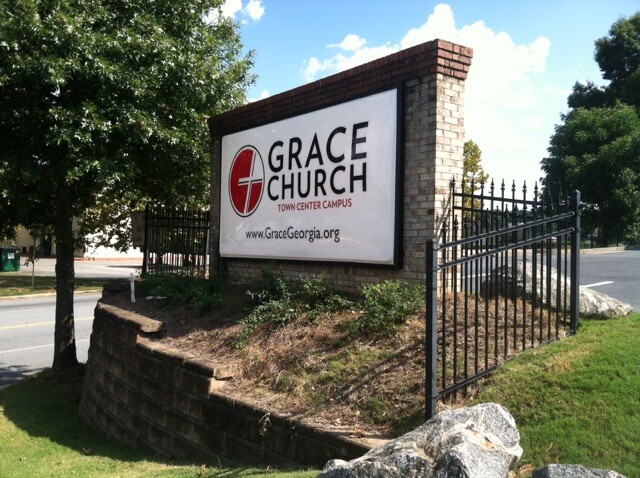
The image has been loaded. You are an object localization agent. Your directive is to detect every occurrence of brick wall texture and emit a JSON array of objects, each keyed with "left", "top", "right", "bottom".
[
  {"left": 208, "top": 39, "right": 472, "bottom": 291},
  {"left": 79, "top": 297, "right": 369, "bottom": 467}
]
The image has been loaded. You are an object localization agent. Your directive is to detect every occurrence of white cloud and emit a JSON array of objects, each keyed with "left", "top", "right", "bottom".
[
  {"left": 244, "top": 0, "right": 265, "bottom": 21},
  {"left": 302, "top": 33, "right": 397, "bottom": 81},
  {"left": 301, "top": 57, "right": 328, "bottom": 82},
  {"left": 299, "top": 3, "right": 552, "bottom": 184},
  {"left": 210, "top": 0, "right": 264, "bottom": 23},
  {"left": 220, "top": 0, "right": 242, "bottom": 19},
  {"left": 328, "top": 34, "right": 367, "bottom": 51},
  {"left": 401, "top": 3, "right": 457, "bottom": 48},
  {"left": 520, "top": 114, "right": 544, "bottom": 129},
  {"left": 301, "top": 43, "right": 396, "bottom": 82},
  {"left": 249, "top": 89, "right": 271, "bottom": 103}
]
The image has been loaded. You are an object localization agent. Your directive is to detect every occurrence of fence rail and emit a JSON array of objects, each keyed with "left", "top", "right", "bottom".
[
  {"left": 141, "top": 205, "right": 211, "bottom": 278},
  {"left": 425, "top": 179, "right": 581, "bottom": 418}
]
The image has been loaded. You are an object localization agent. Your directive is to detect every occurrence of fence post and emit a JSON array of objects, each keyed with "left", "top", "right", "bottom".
[
  {"left": 204, "top": 212, "right": 211, "bottom": 279},
  {"left": 425, "top": 238, "right": 439, "bottom": 419},
  {"left": 570, "top": 190, "right": 581, "bottom": 332},
  {"left": 142, "top": 204, "right": 150, "bottom": 276}
]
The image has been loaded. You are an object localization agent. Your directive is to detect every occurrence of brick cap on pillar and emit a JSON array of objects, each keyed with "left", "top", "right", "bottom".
[{"left": 208, "top": 38, "right": 473, "bottom": 136}]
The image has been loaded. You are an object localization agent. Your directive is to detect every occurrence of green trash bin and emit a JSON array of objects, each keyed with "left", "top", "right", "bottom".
[{"left": 0, "top": 247, "right": 20, "bottom": 272}]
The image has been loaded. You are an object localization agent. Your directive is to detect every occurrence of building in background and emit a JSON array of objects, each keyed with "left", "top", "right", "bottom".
[{"left": 10, "top": 226, "right": 142, "bottom": 260}]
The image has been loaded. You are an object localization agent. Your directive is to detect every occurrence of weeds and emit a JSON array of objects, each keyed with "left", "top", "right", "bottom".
[
  {"left": 350, "top": 280, "right": 425, "bottom": 336},
  {"left": 239, "top": 275, "right": 425, "bottom": 347},
  {"left": 357, "top": 397, "right": 390, "bottom": 424},
  {"left": 138, "top": 272, "right": 225, "bottom": 313},
  {"left": 237, "top": 272, "right": 353, "bottom": 349},
  {"left": 139, "top": 271, "right": 424, "bottom": 348},
  {"left": 246, "top": 268, "right": 285, "bottom": 305},
  {"left": 237, "top": 276, "right": 298, "bottom": 348}
]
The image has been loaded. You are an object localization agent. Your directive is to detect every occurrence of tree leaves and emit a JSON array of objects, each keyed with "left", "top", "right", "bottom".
[
  {"left": 543, "top": 12, "right": 640, "bottom": 244},
  {"left": 0, "top": 0, "right": 254, "bottom": 237},
  {"left": 543, "top": 104, "right": 640, "bottom": 243},
  {"left": 0, "top": 0, "right": 254, "bottom": 367}
]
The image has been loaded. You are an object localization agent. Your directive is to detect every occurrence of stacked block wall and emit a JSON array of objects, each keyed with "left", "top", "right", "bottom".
[{"left": 79, "top": 300, "right": 368, "bottom": 467}]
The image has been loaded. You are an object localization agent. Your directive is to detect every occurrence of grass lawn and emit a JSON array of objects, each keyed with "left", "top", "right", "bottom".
[
  {"left": 0, "top": 367, "right": 319, "bottom": 478},
  {"left": 0, "top": 273, "right": 108, "bottom": 297},
  {"left": 473, "top": 313, "right": 640, "bottom": 477}
]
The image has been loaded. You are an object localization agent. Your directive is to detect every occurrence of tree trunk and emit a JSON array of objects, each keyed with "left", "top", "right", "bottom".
[{"left": 52, "top": 193, "right": 78, "bottom": 370}]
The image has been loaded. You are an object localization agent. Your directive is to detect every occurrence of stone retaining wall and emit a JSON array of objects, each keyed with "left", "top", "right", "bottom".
[{"left": 79, "top": 298, "right": 369, "bottom": 467}]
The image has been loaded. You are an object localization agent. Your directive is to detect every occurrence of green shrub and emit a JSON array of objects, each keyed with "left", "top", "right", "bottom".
[
  {"left": 237, "top": 273, "right": 352, "bottom": 349},
  {"left": 350, "top": 280, "right": 425, "bottom": 336},
  {"left": 299, "top": 274, "right": 330, "bottom": 308},
  {"left": 138, "top": 272, "right": 225, "bottom": 313},
  {"left": 246, "top": 268, "right": 285, "bottom": 305},
  {"left": 298, "top": 273, "right": 353, "bottom": 321},
  {"left": 237, "top": 276, "right": 297, "bottom": 348}
]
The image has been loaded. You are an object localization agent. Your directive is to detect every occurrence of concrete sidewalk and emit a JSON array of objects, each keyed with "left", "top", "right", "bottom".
[{"left": 14, "top": 257, "right": 141, "bottom": 279}]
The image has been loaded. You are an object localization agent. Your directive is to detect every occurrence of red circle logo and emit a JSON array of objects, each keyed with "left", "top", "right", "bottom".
[{"left": 229, "top": 146, "right": 265, "bottom": 217}]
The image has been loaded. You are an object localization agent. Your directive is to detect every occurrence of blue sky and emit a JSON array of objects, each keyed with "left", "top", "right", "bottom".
[{"left": 222, "top": 1, "right": 639, "bottom": 184}]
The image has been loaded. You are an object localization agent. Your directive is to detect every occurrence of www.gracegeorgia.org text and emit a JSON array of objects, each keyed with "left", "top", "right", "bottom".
[{"left": 245, "top": 226, "right": 340, "bottom": 243}]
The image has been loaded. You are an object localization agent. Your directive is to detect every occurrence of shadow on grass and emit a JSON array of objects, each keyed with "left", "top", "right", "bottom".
[
  {"left": 0, "top": 365, "right": 287, "bottom": 476},
  {"left": 0, "top": 362, "right": 41, "bottom": 388}
]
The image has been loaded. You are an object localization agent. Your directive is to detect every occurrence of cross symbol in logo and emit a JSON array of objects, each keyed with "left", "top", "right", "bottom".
[{"left": 229, "top": 146, "right": 264, "bottom": 217}]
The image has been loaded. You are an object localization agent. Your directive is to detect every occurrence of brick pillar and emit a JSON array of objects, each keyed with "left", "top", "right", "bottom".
[{"left": 434, "top": 74, "right": 466, "bottom": 239}]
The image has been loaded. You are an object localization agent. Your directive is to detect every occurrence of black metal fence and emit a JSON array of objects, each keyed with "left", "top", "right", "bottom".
[
  {"left": 141, "top": 205, "right": 211, "bottom": 278},
  {"left": 425, "top": 179, "right": 581, "bottom": 418}
]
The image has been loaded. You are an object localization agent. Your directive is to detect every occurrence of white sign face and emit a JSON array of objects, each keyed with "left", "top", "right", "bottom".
[{"left": 220, "top": 89, "right": 399, "bottom": 265}]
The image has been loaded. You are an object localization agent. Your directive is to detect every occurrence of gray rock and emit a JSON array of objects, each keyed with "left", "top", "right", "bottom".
[
  {"left": 481, "top": 263, "right": 633, "bottom": 318},
  {"left": 579, "top": 286, "right": 633, "bottom": 318},
  {"left": 318, "top": 403, "right": 522, "bottom": 478},
  {"left": 533, "top": 464, "right": 627, "bottom": 478}
]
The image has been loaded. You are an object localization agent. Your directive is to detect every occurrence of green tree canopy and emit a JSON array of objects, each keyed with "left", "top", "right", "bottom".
[
  {"left": 542, "top": 12, "right": 640, "bottom": 244},
  {"left": 544, "top": 104, "right": 640, "bottom": 243},
  {"left": 463, "top": 140, "right": 489, "bottom": 185},
  {"left": 568, "top": 12, "right": 640, "bottom": 109},
  {"left": 462, "top": 140, "right": 489, "bottom": 212},
  {"left": 0, "top": 0, "right": 254, "bottom": 368}
]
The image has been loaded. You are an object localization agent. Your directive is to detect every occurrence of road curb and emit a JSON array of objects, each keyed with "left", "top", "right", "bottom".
[{"left": 581, "top": 245, "right": 640, "bottom": 254}]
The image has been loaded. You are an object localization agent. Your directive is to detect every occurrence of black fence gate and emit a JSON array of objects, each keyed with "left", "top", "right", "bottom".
[
  {"left": 425, "top": 179, "right": 581, "bottom": 418},
  {"left": 141, "top": 205, "right": 211, "bottom": 278}
]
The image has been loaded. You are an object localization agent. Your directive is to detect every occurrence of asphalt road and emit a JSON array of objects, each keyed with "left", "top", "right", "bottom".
[
  {"left": 444, "top": 249, "right": 639, "bottom": 311},
  {"left": 580, "top": 249, "right": 640, "bottom": 311},
  {"left": 0, "top": 293, "right": 100, "bottom": 388},
  {"left": 0, "top": 258, "right": 140, "bottom": 389}
]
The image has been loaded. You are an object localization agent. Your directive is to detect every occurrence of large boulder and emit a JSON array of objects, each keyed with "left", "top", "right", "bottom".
[
  {"left": 579, "top": 286, "right": 633, "bottom": 318},
  {"left": 318, "top": 403, "right": 522, "bottom": 478},
  {"left": 480, "top": 263, "right": 633, "bottom": 318},
  {"left": 533, "top": 464, "right": 627, "bottom": 478}
]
